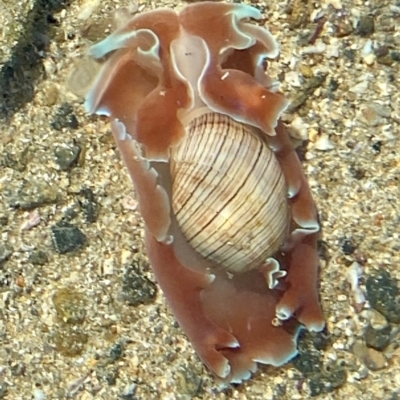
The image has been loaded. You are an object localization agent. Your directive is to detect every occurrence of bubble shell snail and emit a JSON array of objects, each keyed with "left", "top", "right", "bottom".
[{"left": 83, "top": 2, "right": 325, "bottom": 383}]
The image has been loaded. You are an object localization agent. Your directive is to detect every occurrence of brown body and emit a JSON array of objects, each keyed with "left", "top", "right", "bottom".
[{"left": 84, "top": 2, "right": 324, "bottom": 383}]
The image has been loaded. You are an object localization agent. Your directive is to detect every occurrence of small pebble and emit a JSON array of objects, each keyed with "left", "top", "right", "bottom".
[
  {"left": 285, "top": 71, "right": 302, "bottom": 87},
  {"left": 42, "top": 84, "right": 59, "bottom": 106},
  {"left": 308, "top": 364, "right": 347, "bottom": 396},
  {"left": 79, "top": 187, "right": 99, "bottom": 223},
  {"left": 374, "top": 45, "right": 389, "bottom": 58},
  {"left": 51, "top": 221, "right": 87, "bottom": 254},
  {"left": 341, "top": 238, "right": 356, "bottom": 255},
  {"left": 346, "top": 262, "right": 366, "bottom": 306},
  {"left": 361, "top": 105, "right": 387, "bottom": 127},
  {"left": 5, "top": 179, "right": 58, "bottom": 210},
  {"left": 334, "top": 19, "right": 353, "bottom": 37},
  {"left": 361, "top": 40, "right": 373, "bottom": 57},
  {"left": 21, "top": 210, "right": 41, "bottom": 231},
  {"left": 368, "top": 309, "right": 389, "bottom": 331},
  {"left": 301, "top": 42, "right": 326, "bottom": 55},
  {"left": 78, "top": 0, "right": 101, "bottom": 20},
  {"left": 314, "top": 133, "right": 334, "bottom": 151},
  {"left": 299, "top": 64, "right": 314, "bottom": 78},
  {"left": 363, "top": 53, "right": 375, "bottom": 66},
  {"left": 121, "top": 263, "right": 157, "bottom": 306},
  {"left": 51, "top": 103, "right": 79, "bottom": 131},
  {"left": 54, "top": 144, "right": 81, "bottom": 171},
  {"left": 377, "top": 55, "right": 394, "bottom": 66},
  {"left": 326, "top": 45, "right": 339, "bottom": 58},
  {"left": 53, "top": 287, "right": 86, "bottom": 324},
  {"left": 33, "top": 388, "right": 46, "bottom": 400},
  {"left": 365, "top": 323, "right": 391, "bottom": 351},
  {"left": 175, "top": 365, "right": 203, "bottom": 396},
  {"left": 51, "top": 325, "right": 89, "bottom": 357},
  {"left": 366, "top": 270, "right": 400, "bottom": 324},
  {"left": 327, "top": 0, "right": 342, "bottom": 8},
  {"left": 28, "top": 250, "right": 49, "bottom": 266},
  {"left": 356, "top": 15, "right": 375, "bottom": 37},
  {"left": 0, "top": 383, "right": 8, "bottom": 398},
  {"left": 391, "top": 51, "right": 400, "bottom": 62},
  {"left": 352, "top": 341, "right": 386, "bottom": 371},
  {"left": 0, "top": 244, "right": 13, "bottom": 265},
  {"left": 67, "top": 57, "right": 100, "bottom": 96},
  {"left": 337, "top": 294, "right": 347, "bottom": 302},
  {"left": 120, "top": 383, "right": 137, "bottom": 399},
  {"left": 349, "top": 79, "right": 369, "bottom": 95},
  {"left": 290, "top": 116, "right": 309, "bottom": 140}
]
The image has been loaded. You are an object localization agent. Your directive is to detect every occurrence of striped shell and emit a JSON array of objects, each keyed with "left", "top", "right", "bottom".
[{"left": 171, "top": 113, "right": 289, "bottom": 273}]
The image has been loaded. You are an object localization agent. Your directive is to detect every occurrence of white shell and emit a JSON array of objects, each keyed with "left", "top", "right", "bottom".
[{"left": 171, "top": 113, "right": 288, "bottom": 273}]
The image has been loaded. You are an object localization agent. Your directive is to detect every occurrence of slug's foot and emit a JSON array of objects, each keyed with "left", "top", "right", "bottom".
[
  {"left": 144, "top": 229, "right": 240, "bottom": 380},
  {"left": 276, "top": 232, "right": 325, "bottom": 332},
  {"left": 192, "top": 325, "right": 240, "bottom": 380},
  {"left": 145, "top": 230, "right": 302, "bottom": 383}
]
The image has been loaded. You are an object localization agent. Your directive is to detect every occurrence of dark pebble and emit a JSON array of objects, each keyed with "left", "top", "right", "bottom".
[
  {"left": 79, "top": 187, "right": 99, "bottom": 223},
  {"left": 310, "top": 329, "right": 331, "bottom": 351},
  {"left": 63, "top": 204, "right": 80, "bottom": 221},
  {"left": 341, "top": 238, "right": 356, "bottom": 255},
  {"left": 5, "top": 179, "right": 58, "bottom": 210},
  {"left": 292, "top": 349, "right": 322, "bottom": 377},
  {"left": 308, "top": 364, "right": 347, "bottom": 397},
  {"left": 80, "top": 18, "right": 113, "bottom": 42},
  {"left": 46, "top": 14, "right": 59, "bottom": 25},
  {"left": 366, "top": 270, "right": 400, "bottom": 323},
  {"left": 388, "top": 392, "right": 400, "bottom": 400},
  {"left": 96, "top": 366, "right": 119, "bottom": 386},
  {"left": 51, "top": 221, "right": 86, "bottom": 254},
  {"left": 121, "top": 263, "right": 157, "bottom": 306},
  {"left": 175, "top": 365, "right": 203, "bottom": 396},
  {"left": 328, "top": 78, "right": 339, "bottom": 92},
  {"left": 54, "top": 144, "right": 81, "bottom": 171},
  {"left": 374, "top": 45, "right": 389, "bottom": 58},
  {"left": 317, "top": 240, "right": 330, "bottom": 262},
  {"left": 352, "top": 341, "right": 386, "bottom": 371},
  {"left": 1, "top": 147, "right": 30, "bottom": 172},
  {"left": 0, "top": 244, "right": 13, "bottom": 266},
  {"left": 0, "top": 382, "right": 8, "bottom": 398},
  {"left": 356, "top": 16, "right": 375, "bottom": 37},
  {"left": 334, "top": 20, "right": 353, "bottom": 37},
  {"left": 10, "top": 362, "right": 26, "bottom": 377},
  {"left": 0, "top": 215, "right": 8, "bottom": 227},
  {"left": 292, "top": 331, "right": 323, "bottom": 376},
  {"left": 372, "top": 141, "right": 383, "bottom": 153},
  {"left": 377, "top": 55, "right": 394, "bottom": 66},
  {"left": 120, "top": 383, "right": 137, "bottom": 400},
  {"left": 288, "top": 0, "right": 310, "bottom": 29},
  {"left": 391, "top": 51, "right": 400, "bottom": 62},
  {"left": 343, "top": 48, "right": 356, "bottom": 61},
  {"left": 287, "top": 75, "right": 326, "bottom": 113},
  {"left": 109, "top": 342, "right": 124, "bottom": 361},
  {"left": 349, "top": 165, "right": 366, "bottom": 180},
  {"left": 51, "top": 103, "right": 79, "bottom": 131},
  {"left": 28, "top": 250, "right": 49, "bottom": 266},
  {"left": 365, "top": 324, "right": 391, "bottom": 351}
]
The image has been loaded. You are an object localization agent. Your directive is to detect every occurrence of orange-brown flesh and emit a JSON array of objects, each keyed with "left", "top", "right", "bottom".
[{"left": 84, "top": 1, "right": 325, "bottom": 383}]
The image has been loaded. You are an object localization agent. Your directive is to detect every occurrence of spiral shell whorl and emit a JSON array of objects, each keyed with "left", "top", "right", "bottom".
[{"left": 171, "top": 113, "right": 288, "bottom": 273}]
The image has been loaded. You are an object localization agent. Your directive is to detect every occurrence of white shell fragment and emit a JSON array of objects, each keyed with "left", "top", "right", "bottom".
[
  {"left": 314, "top": 133, "right": 335, "bottom": 151},
  {"left": 346, "top": 261, "right": 366, "bottom": 306}
]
